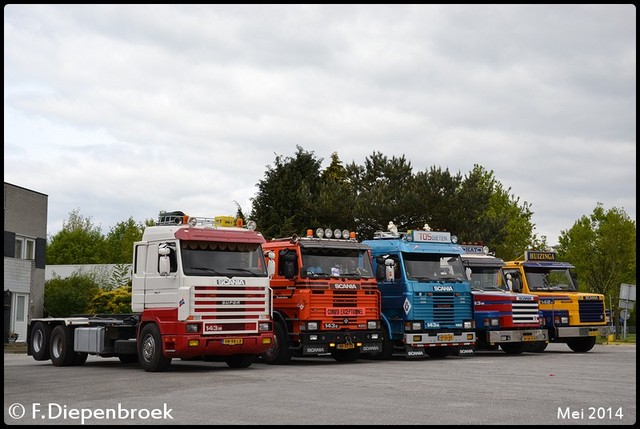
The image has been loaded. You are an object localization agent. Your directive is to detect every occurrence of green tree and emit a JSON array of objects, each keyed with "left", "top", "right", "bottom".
[
  {"left": 314, "top": 152, "right": 357, "bottom": 231},
  {"left": 556, "top": 203, "right": 636, "bottom": 336},
  {"left": 413, "top": 166, "right": 462, "bottom": 232},
  {"left": 44, "top": 273, "right": 101, "bottom": 317},
  {"left": 47, "top": 209, "right": 108, "bottom": 264},
  {"left": 105, "top": 217, "right": 145, "bottom": 264},
  {"left": 250, "top": 145, "right": 324, "bottom": 239},
  {"left": 488, "top": 184, "right": 545, "bottom": 261},
  {"left": 347, "top": 152, "right": 420, "bottom": 240}
]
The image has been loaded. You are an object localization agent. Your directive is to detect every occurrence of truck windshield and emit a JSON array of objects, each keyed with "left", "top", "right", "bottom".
[
  {"left": 524, "top": 267, "right": 577, "bottom": 292},
  {"left": 469, "top": 268, "right": 503, "bottom": 291},
  {"left": 180, "top": 241, "right": 267, "bottom": 277},
  {"left": 300, "top": 248, "right": 374, "bottom": 278},
  {"left": 402, "top": 253, "right": 466, "bottom": 282}
]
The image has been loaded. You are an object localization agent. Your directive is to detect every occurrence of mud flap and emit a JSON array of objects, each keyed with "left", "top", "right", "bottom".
[
  {"left": 451, "top": 346, "right": 475, "bottom": 356},
  {"left": 406, "top": 347, "right": 426, "bottom": 358}
]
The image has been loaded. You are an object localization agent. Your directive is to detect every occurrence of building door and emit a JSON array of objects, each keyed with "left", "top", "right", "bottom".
[{"left": 11, "top": 292, "right": 29, "bottom": 342}]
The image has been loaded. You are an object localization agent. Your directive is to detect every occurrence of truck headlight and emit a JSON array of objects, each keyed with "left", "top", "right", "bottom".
[{"left": 259, "top": 322, "right": 271, "bottom": 332}]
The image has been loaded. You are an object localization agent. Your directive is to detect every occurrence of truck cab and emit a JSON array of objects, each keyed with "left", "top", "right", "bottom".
[
  {"left": 261, "top": 227, "right": 382, "bottom": 364},
  {"left": 501, "top": 250, "right": 609, "bottom": 353},
  {"left": 461, "top": 244, "right": 547, "bottom": 354},
  {"left": 363, "top": 224, "right": 475, "bottom": 359}
]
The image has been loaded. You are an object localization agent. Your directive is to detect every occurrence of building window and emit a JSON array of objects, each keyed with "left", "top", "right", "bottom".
[{"left": 15, "top": 236, "right": 35, "bottom": 260}]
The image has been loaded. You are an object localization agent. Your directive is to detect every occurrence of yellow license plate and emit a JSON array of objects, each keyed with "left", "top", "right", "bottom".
[
  {"left": 222, "top": 338, "right": 243, "bottom": 345},
  {"left": 523, "top": 335, "right": 535, "bottom": 342},
  {"left": 438, "top": 334, "right": 454, "bottom": 342},
  {"left": 337, "top": 343, "right": 355, "bottom": 350}
]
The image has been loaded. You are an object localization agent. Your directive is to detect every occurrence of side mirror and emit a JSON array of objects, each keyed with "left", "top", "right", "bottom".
[
  {"left": 159, "top": 244, "right": 171, "bottom": 276},
  {"left": 385, "top": 259, "right": 395, "bottom": 282},
  {"left": 266, "top": 251, "right": 276, "bottom": 278}
]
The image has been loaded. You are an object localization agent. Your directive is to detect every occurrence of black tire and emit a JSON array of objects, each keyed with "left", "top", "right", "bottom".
[
  {"left": 525, "top": 341, "right": 548, "bottom": 353},
  {"left": 50, "top": 325, "right": 80, "bottom": 366},
  {"left": 426, "top": 347, "right": 449, "bottom": 358},
  {"left": 566, "top": 336, "right": 596, "bottom": 353},
  {"left": 118, "top": 354, "right": 139, "bottom": 364},
  {"left": 138, "top": 324, "right": 172, "bottom": 372},
  {"left": 500, "top": 343, "right": 524, "bottom": 355},
  {"left": 331, "top": 347, "right": 360, "bottom": 363},
  {"left": 30, "top": 322, "right": 51, "bottom": 361},
  {"left": 260, "top": 322, "right": 292, "bottom": 365},
  {"left": 225, "top": 354, "right": 256, "bottom": 368}
]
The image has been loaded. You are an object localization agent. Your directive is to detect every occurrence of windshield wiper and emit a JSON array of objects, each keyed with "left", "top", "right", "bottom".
[
  {"left": 226, "top": 268, "right": 261, "bottom": 277},
  {"left": 439, "top": 276, "right": 464, "bottom": 283},
  {"left": 189, "top": 267, "right": 223, "bottom": 275}
]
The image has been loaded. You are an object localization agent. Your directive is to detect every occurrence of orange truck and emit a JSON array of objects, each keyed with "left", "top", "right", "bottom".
[{"left": 260, "top": 227, "right": 383, "bottom": 364}]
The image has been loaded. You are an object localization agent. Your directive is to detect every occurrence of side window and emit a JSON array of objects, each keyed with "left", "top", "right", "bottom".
[
  {"left": 503, "top": 270, "right": 522, "bottom": 293},
  {"left": 278, "top": 249, "right": 297, "bottom": 279}
]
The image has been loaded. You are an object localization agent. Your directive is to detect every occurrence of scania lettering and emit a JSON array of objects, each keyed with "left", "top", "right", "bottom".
[
  {"left": 461, "top": 244, "right": 548, "bottom": 354},
  {"left": 362, "top": 223, "right": 475, "bottom": 359},
  {"left": 501, "top": 250, "right": 609, "bottom": 353},
  {"left": 27, "top": 211, "right": 274, "bottom": 372},
  {"left": 260, "top": 227, "right": 383, "bottom": 364}
]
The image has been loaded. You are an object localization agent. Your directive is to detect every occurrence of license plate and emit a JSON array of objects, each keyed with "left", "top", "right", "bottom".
[
  {"left": 337, "top": 343, "right": 355, "bottom": 350},
  {"left": 222, "top": 338, "right": 243, "bottom": 345},
  {"left": 438, "top": 334, "right": 454, "bottom": 342},
  {"left": 588, "top": 331, "right": 599, "bottom": 337},
  {"left": 523, "top": 335, "right": 535, "bottom": 342}
]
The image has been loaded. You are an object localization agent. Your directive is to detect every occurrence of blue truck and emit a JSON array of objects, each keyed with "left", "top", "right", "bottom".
[{"left": 362, "top": 224, "right": 475, "bottom": 358}]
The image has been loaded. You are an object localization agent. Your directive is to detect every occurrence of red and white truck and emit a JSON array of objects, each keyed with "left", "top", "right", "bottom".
[{"left": 27, "top": 211, "right": 274, "bottom": 371}]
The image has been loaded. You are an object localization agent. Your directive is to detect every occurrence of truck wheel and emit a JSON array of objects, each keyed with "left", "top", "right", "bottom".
[
  {"left": 566, "top": 337, "right": 596, "bottom": 353},
  {"left": 500, "top": 343, "right": 524, "bottom": 355},
  {"left": 139, "top": 324, "right": 172, "bottom": 372},
  {"left": 525, "top": 341, "right": 548, "bottom": 353},
  {"left": 331, "top": 348, "right": 360, "bottom": 363},
  {"left": 260, "top": 322, "right": 292, "bottom": 365},
  {"left": 50, "top": 325, "right": 80, "bottom": 366},
  {"left": 225, "top": 354, "right": 255, "bottom": 368},
  {"left": 30, "top": 322, "right": 51, "bottom": 361}
]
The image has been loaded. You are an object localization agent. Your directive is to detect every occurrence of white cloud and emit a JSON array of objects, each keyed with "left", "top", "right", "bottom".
[{"left": 4, "top": 4, "right": 635, "bottom": 246}]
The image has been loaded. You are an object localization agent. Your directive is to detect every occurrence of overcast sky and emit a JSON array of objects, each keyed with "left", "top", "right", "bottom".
[{"left": 4, "top": 4, "right": 636, "bottom": 246}]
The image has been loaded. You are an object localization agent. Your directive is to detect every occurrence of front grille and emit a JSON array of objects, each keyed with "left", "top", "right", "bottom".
[
  {"left": 512, "top": 301, "right": 539, "bottom": 324},
  {"left": 413, "top": 293, "right": 472, "bottom": 328},
  {"left": 579, "top": 299, "right": 605, "bottom": 323},
  {"left": 309, "top": 290, "right": 378, "bottom": 325},
  {"left": 192, "top": 285, "right": 269, "bottom": 333}
]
